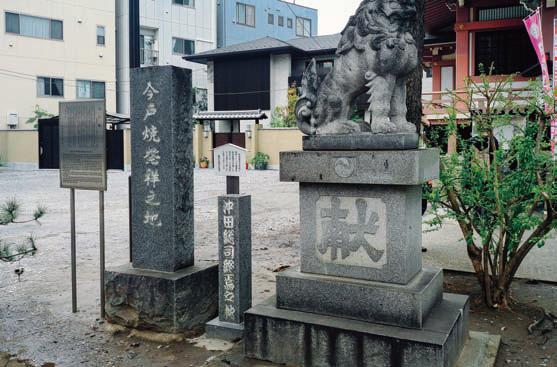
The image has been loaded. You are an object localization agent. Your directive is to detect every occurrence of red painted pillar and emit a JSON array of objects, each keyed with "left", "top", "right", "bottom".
[
  {"left": 432, "top": 58, "right": 442, "bottom": 93},
  {"left": 455, "top": 6, "right": 470, "bottom": 90}
]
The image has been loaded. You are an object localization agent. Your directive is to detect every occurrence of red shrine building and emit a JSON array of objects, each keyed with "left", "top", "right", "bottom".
[{"left": 423, "top": 0, "right": 557, "bottom": 130}]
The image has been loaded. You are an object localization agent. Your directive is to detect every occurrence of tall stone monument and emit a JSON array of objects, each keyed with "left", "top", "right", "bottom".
[
  {"left": 105, "top": 66, "right": 218, "bottom": 333},
  {"left": 244, "top": 1, "right": 469, "bottom": 366}
]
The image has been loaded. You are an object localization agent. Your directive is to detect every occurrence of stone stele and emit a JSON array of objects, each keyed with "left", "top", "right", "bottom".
[{"left": 105, "top": 66, "right": 218, "bottom": 333}]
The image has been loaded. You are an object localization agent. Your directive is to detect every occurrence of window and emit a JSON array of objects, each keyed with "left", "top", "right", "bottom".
[
  {"left": 296, "top": 17, "right": 311, "bottom": 37},
  {"left": 173, "top": 37, "right": 195, "bottom": 55},
  {"left": 474, "top": 29, "right": 538, "bottom": 76},
  {"left": 268, "top": 13, "right": 274, "bottom": 25},
  {"left": 278, "top": 16, "right": 284, "bottom": 27},
  {"left": 478, "top": 6, "right": 529, "bottom": 21},
  {"left": 37, "top": 77, "right": 64, "bottom": 97},
  {"left": 96, "top": 26, "right": 105, "bottom": 46},
  {"left": 77, "top": 80, "right": 105, "bottom": 99},
  {"left": 5, "top": 12, "right": 63, "bottom": 40},
  {"left": 236, "top": 3, "right": 255, "bottom": 27},
  {"left": 5, "top": 12, "right": 19, "bottom": 33},
  {"left": 173, "top": 0, "right": 194, "bottom": 7},
  {"left": 287, "top": 18, "right": 293, "bottom": 29}
]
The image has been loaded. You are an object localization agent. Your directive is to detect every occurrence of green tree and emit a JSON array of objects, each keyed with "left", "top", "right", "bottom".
[
  {"left": 26, "top": 105, "right": 53, "bottom": 129},
  {"left": 0, "top": 199, "right": 46, "bottom": 263},
  {"left": 425, "top": 73, "right": 557, "bottom": 308},
  {"left": 271, "top": 87, "right": 298, "bottom": 128},
  {"left": 406, "top": 0, "right": 424, "bottom": 131}
]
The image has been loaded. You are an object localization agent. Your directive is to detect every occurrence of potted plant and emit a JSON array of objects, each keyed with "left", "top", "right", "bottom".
[
  {"left": 199, "top": 156, "right": 209, "bottom": 169},
  {"left": 251, "top": 152, "right": 270, "bottom": 170}
]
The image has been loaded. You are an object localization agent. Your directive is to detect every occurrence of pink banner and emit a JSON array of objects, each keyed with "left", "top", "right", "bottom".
[
  {"left": 524, "top": 10, "right": 551, "bottom": 96},
  {"left": 524, "top": 9, "right": 555, "bottom": 158},
  {"left": 552, "top": 18, "right": 557, "bottom": 159}
]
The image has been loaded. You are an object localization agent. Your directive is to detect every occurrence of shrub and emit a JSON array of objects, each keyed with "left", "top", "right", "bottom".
[{"left": 425, "top": 73, "right": 557, "bottom": 308}]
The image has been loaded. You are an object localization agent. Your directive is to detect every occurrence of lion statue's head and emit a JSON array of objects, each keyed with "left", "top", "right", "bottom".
[{"left": 337, "top": 0, "right": 417, "bottom": 55}]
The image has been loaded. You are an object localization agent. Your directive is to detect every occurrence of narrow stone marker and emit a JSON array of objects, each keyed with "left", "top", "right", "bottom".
[
  {"left": 207, "top": 143, "right": 252, "bottom": 341},
  {"left": 206, "top": 194, "right": 252, "bottom": 340}
]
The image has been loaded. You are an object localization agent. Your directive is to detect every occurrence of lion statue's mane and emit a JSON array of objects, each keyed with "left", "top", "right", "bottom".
[{"left": 296, "top": 0, "right": 418, "bottom": 135}]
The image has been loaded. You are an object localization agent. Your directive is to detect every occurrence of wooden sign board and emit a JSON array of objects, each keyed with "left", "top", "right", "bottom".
[
  {"left": 59, "top": 100, "right": 107, "bottom": 191},
  {"left": 214, "top": 144, "right": 247, "bottom": 177}
]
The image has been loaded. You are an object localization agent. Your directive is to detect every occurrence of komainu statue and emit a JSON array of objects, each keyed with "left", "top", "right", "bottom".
[{"left": 296, "top": 0, "right": 418, "bottom": 135}]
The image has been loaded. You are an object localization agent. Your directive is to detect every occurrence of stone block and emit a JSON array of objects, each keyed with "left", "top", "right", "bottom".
[
  {"left": 280, "top": 149, "right": 439, "bottom": 185},
  {"left": 217, "top": 195, "right": 252, "bottom": 324},
  {"left": 105, "top": 263, "right": 218, "bottom": 333},
  {"left": 244, "top": 293, "right": 469, "bottom": 367},
  {"left": 276, "top": 267, "right": 443, "bottom": 329},
  {"left": 206, "top": 318, "right": 244, "bottom": 342},
  {"left": 303, "top": 132, "right": 419, "bottom": 151},
  {"left": 299, "top": 183, "right": 422, "bottom": 284},
  {"left": 130, "top": 65, "right": 194, "bottom": 272}
]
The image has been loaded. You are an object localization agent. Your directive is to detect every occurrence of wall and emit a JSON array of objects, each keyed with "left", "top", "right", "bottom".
[
  {"left": 218, "top": 0, "right": 318, "bottom": 48},
  {"left": 0, "top": 0, "right": 117, "bottom": 129},
  {"left": 270, "top": 54, "right": 292, "bottom": 112},
  {"left": 0, "top": 130, "right": 39, "bottom": 169},
  {"left": 0, "top": 127, "right": 302, "bottom": 170},
  {"left": 116, "top": 0, "right": 217, "bottom": 114},
  {"left": 257, "top": 128, "right": 302, "bottom": 167}
]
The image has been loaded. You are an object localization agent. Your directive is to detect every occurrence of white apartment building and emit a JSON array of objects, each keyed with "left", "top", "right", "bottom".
[
  {"left": 116, "top": 0, "right": 217, "bottom": 115},
  {"left": 0, "top": 0, "right": 117, "bottom": 129}
]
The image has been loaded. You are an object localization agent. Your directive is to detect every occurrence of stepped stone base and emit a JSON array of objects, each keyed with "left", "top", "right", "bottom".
[
  {"left": 105, "top": 263, "right": 218, "bottom": 333},
  {"left": 302, "top": 133, "right": 419, "bottom": 151},
  {"left": 244, "top": 293, "right": 469, "bottom": 367},
  {"left": 276, "top": 267, "right": 443, "bottom": 329},
  {"left": 206, "top": 317, "right": 245, "bottom": 341}
]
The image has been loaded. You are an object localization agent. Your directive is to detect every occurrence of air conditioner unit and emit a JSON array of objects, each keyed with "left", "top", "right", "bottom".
[{"left": 7, "top": 112, "right": 18, "bottom": 128}]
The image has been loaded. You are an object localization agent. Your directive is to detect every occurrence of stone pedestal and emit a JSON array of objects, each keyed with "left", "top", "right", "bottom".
[
  {"left": 206, "top": 195, "right": 252, "bottom": 341},
  {"left": 244, "top": 147, "right": 469, "bottom": 366},
  {"left": 105, "top": 66, "right": 218, "bottom": 333}
]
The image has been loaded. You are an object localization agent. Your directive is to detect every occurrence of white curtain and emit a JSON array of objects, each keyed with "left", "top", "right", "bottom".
[
  {"left": 37, "top": 77, "right": 46, "bottom": 96},
  {"left": 246, "top": 5, "right": 255, "bottom": 27},
  {"left": 77, "top": 81, "right": 91, "bottom": 99},
  {"left": 20, "top": 15, "right": 50, "bottom": 39}
]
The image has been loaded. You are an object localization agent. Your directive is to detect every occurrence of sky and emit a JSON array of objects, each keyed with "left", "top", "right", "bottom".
[{"left": 290, "top": 0, "right": 363, "bottom": 36}]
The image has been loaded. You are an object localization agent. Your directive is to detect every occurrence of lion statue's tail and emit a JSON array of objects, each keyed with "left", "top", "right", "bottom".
[{"left": 296, "top": 59, "right": 319, "bottom": 135}]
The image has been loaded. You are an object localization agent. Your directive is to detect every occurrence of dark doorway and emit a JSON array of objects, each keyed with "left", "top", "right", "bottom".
[
  {"left": 106, "top": 130, "right": 125, "bottom": 170},
  {"left": 38, "top": 117, "right": 126, "bottom": 170},
  {"left": 213, "top": 132, "right": 246, "bottom": 149},
  {"left": 38, "top": 118, "right": 59, "bottom": 169}
]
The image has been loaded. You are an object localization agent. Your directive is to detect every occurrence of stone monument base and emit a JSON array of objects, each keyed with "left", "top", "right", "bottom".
[
  {"left": 244, "top": 293, "right": 469, "bottom": 367},
  {"left": 302, "top": 133, "right": 419, "bottom": 151},
  {"left": 105, "top": 263, "right": 218, "bottom": 333},
  {"left": 276, "top": 267, "right": 443, "bottom": 329},
  {"left": 206, "top": 318, "right": 244, "bottom": 341}
]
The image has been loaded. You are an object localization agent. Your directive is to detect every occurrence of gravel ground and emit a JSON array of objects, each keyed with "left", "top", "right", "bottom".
[{"left": 1, "top": 168, "right": 556, "bottom": 366}]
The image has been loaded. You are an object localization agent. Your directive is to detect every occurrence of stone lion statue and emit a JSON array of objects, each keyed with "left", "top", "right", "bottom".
[{"left": 296, "top": 0, "right": 418, "bottom": 135}]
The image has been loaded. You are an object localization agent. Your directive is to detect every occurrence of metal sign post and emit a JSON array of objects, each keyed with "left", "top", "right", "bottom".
[
  {"left": 59, "top": 100, "right": 107, "bottom": 317},
  {"left": 70, "top": 188, "right": 77, "bottom": 313},
  {"left": 99, "top": 191, "right": 105, "bottom": 318}
]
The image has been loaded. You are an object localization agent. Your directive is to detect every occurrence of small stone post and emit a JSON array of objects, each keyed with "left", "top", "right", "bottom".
[
  {"left": 206, "top": 195, "right": 252, "bottom": 340},
  {"left": 207, "top": 143, "right": 252, "bottom": 341}
]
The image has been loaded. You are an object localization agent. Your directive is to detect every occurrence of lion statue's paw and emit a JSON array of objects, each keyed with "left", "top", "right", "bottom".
[
  {"left": 370, "top": 119, "right": 397, "bottom": 134},
  {"left": 392, "top": 118, "right": 417, "bottom": 133}
]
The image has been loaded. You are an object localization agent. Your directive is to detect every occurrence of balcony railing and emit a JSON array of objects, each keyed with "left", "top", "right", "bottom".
[
  {"left": 140, "top": 48, "right": 159, "bottom": 67},
  {"left": 422, "top": 87, "right": 535, "bottom": 123}
]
